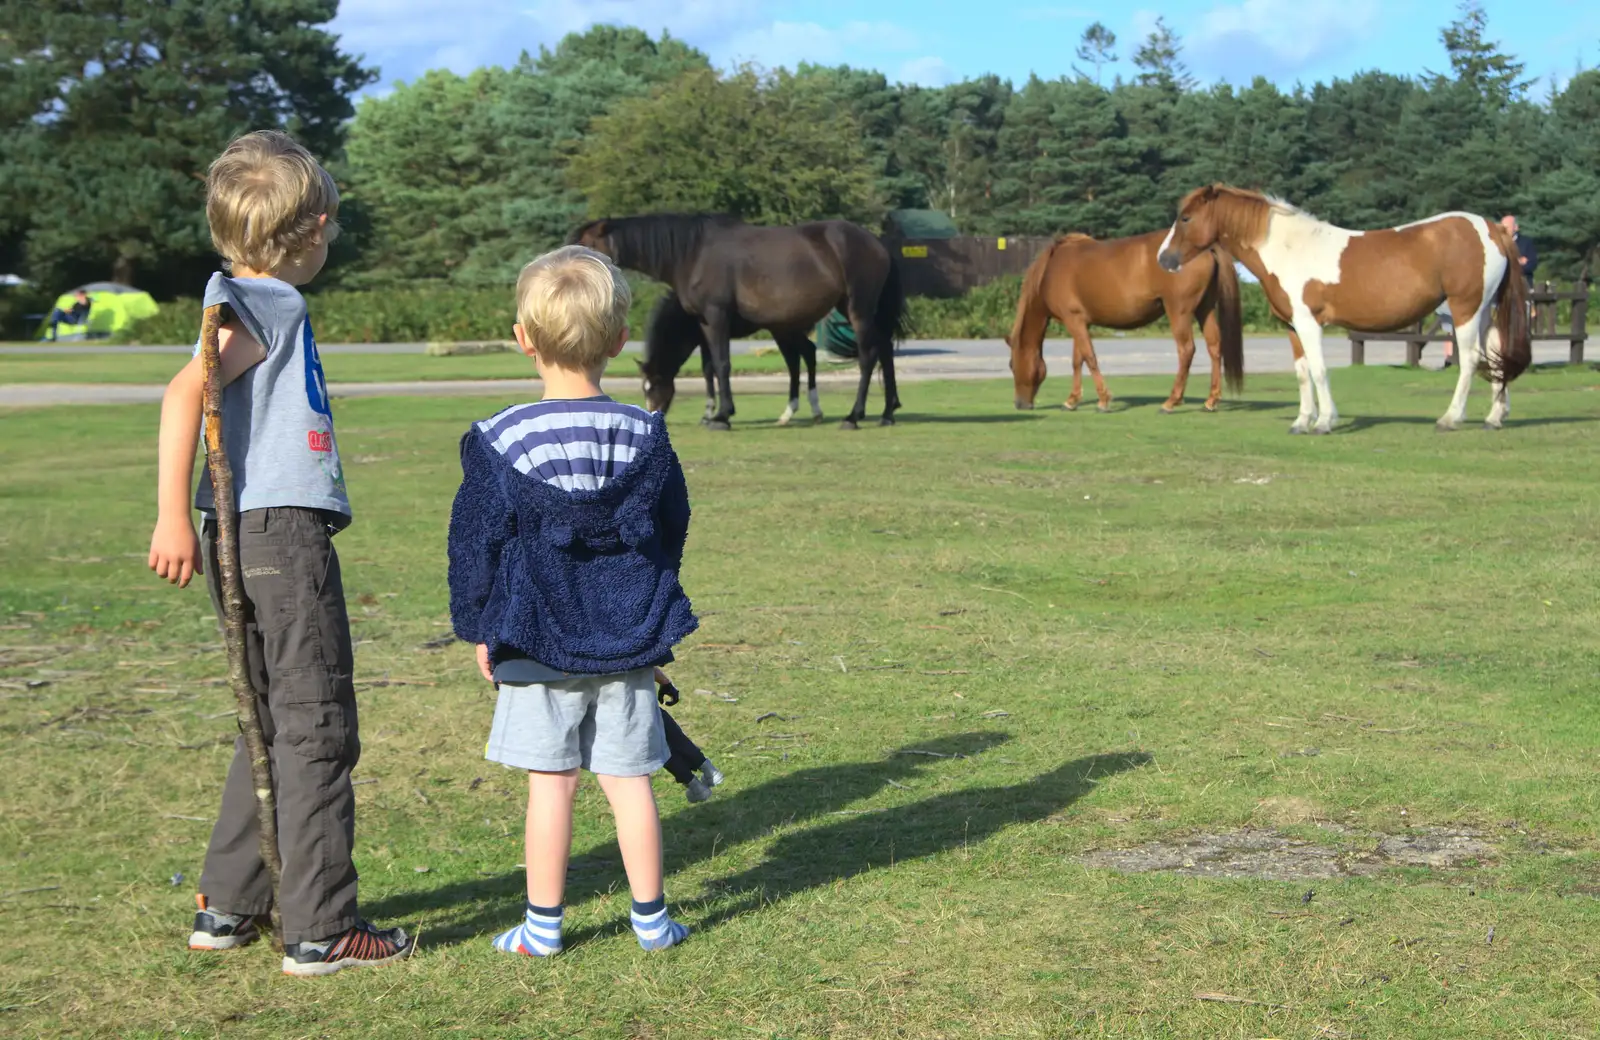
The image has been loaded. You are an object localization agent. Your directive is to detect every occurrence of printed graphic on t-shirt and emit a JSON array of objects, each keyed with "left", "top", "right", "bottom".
[{"left": 301, "top": 318, "right": 346, "bottom": 492}]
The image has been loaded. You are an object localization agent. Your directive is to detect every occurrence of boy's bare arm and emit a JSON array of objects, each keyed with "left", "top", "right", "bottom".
[{"left": 147, "top": 322, "right": 267, "bottom": 587}]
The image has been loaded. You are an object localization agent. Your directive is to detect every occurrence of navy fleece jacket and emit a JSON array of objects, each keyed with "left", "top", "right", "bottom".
[{"left": 446, "top": 413, "right": 697, "bottom": 674}]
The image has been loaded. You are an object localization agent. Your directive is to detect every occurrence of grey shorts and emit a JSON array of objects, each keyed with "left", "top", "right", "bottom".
[{"left": 484, "top": 667, "right": 667, "bottom": 776}]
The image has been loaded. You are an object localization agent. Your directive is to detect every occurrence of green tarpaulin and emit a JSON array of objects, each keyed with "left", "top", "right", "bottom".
[
  {"left": 818, "top": 309, "right": 858, "bottom": 358},
  {"left": 884, "top": 209, "right": 959, "bottom": 240}
]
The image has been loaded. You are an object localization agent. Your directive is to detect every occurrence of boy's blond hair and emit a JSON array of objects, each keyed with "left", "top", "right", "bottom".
[
  {"left": 206, "top": 130, "right": 339, "bottom": 273},
  {"left": 515, "top": 246, "right": 631, "bottom": 371}
]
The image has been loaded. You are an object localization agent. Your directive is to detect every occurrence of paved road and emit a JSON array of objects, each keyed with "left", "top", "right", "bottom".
[{"left": 3, "top": 336, "right": 1582, "bottom": 409}]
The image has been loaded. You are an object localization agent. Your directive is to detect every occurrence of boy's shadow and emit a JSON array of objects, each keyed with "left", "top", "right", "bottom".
[
  {"left": 366, "top": 731, "right": 1015, "bottom": 947},
  {"left": 691, "top": 750, "right": 1151, "bottom": 934}
]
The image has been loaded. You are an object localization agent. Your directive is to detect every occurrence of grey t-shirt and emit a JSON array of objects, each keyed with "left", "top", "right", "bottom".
[{"left": 192, "top": 274, "right": 351, "bottom": 524}]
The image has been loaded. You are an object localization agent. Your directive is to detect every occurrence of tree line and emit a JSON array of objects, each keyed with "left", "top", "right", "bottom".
[{"left": 2, "top": 1, "right": 1597, "bottom": 307}]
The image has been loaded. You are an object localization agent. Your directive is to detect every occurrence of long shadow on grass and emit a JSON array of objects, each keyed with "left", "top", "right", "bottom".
[
  {"left": 366, "top": 731, "right": 1013, "bottom": 947},
  {"left": 686, "top": 750, "right": 1151, "bottom": 936},
  {"left": 1099, "top": 395, "right": 1290, "bottom": 413},
  {"left": 873, "top": 414, "right": 1046, "bottom": 426},
  {"left": 1338, "top": 414, "right": 1597, "bottom": 433}
]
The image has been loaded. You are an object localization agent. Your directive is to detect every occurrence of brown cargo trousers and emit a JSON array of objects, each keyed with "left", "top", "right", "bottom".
[{"left": 197, "top": 507, "right": 361, "bottom": 944}]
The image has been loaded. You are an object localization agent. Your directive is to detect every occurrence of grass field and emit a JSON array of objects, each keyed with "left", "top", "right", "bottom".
[
  {"left": 0, "top": 347, "right": 800, "bottom": 385},
  {"left": 3, "top": 368, "right": 1599, "bottom": 1038}
]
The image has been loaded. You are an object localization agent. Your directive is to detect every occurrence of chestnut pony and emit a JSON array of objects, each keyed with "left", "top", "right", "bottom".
[
  {"left": 1007, "top": 231, "right": 1244, "bottom": 412},
  {"left": 1158, "top": 184, "right": 1531, "bottom": 434}
]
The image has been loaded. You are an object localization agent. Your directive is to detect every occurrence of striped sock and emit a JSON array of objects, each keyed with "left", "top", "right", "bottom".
[
  {"left": 630, "top": 896, "right": 690, "bottom": 951},
  {"left": 493, "top": 902, "right": 563, "bottom": 957}
]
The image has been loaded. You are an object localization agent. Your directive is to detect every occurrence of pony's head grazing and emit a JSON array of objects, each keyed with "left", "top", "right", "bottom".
[
  {"left": 566, "top": 213, "right": 738, "bottom": 282},
  {"left": 1157, "top": 184, "right": 1280, "bottom": 272},
  {"left": 638, "top": 291, "right": 705, "bottom": 414}
]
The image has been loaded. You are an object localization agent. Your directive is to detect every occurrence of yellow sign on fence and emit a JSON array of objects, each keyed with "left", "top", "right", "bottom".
[
  {"left": 998, "top": 237, "right": 1007, "bottom": 249},
  {"left": 901, "top": 245, "right": 928, "bottom": 258}
]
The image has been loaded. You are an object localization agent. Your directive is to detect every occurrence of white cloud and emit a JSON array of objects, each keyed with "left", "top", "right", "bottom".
[
  {"left": 332, "top": 1, "right": 930, "bottom": 88},
  {"left": 333, "top": 0, "right": 532, "bottom": 77},
  {"left": 1016, "top": 6, "right": 1098, "bottom": 20},
  {"left": 898, "top": 56, "right": 955, "bottom": 87},
  {"left": 724, "top": 20, "right": 921, "bottom": 70},
  {"left": 519, "top": 0, "right": 766, "bottom": 44},
  {"left": 1186, "top": 0, "right": 1380, "bottom": 81}
]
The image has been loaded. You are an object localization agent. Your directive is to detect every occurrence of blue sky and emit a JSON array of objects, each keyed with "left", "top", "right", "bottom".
[{"left": 332, "top": 0, "right": 1596, "bottom": 95}]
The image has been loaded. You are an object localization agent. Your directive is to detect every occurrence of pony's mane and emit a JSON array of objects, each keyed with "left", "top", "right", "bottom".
[
  {"left": 1179, "top": 183, "right": 1308, "bottom": 248},
  {"left": 1056, "top": 232, "right": 1095, "bottom": 243},
  {"left": 586, "top": 213, "right": 741, "bottom": 276}
]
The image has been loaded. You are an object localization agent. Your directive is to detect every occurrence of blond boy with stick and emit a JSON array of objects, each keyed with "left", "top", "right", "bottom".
[{"left": 148, "top": 130, "right": 412, "bottom": 976}]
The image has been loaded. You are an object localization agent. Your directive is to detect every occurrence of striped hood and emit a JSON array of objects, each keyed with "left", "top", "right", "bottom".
[{"left": 475, "top": 398, "right": 655, "bottom": 492}]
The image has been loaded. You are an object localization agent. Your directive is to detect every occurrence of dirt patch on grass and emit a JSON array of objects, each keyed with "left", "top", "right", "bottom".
[{"left": 1082, "top": 826, "right": 1494, "bottom": 882}]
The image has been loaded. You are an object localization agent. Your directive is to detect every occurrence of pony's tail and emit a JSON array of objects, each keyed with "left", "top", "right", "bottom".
[
  {"left": 1008, "top": 238, "right": 1058, "bottom": 349},
  {"left": 1210, "top": 246, "right": 1245, "bottom": 393},
  {"left": 873, "top": 250, "right": 912, "bottom": 348},
  {"left": 1486, "top": 220, "right": 1532, "bottom": 383}
]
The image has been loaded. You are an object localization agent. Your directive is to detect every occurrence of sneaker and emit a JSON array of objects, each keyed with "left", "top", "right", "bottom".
[
  {"left": 685, "top": 777, "right": 713, "bottom": 803},
  {"left": 282, "top": 920, "right": 415, "bottom": 977},
  {"left": 189, "top": 894, "right": 261, "bottom": 950},
  {"left": 700, "top": 760, "right": 724, "bottom": 788}
]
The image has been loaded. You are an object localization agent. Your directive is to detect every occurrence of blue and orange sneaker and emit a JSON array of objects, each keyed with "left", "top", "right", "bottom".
[{"left": 188, "top": 894, "right": 260, "bottom": 951}]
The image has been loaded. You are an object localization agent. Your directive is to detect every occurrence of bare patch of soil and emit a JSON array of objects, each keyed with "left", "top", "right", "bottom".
[{"left": 1082, "top": 826, "right": 1494, "bottom": 882}]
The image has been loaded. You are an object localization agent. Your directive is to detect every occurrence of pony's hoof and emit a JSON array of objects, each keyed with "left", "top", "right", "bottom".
[
  {"left": 1483, "top": 420, "right": 1503, "bottom": 432},
  {"left": 1288, "top": 424, "right": 1308, "bottom": 435},
  {"left": 1096, "top": 403, "right": 1112, "bottom": 414},
  {"left": 705, "top": 419, "right": 732, "bottom": 432},
  {"left": 879, "top": 416, "right": 896, "bottom": 427},
  {"left": 1159, "top": 404, "right": 1177, "bottom": 414},
  {"left": 1063, "top": 400, "right": 1079, "bottom": 412},
  {"left": 1435, "top": 419, "right": 1459, "bottom": 433},
  {"left": 1311, "top": 425, "right": 1333, "bottom": 436},
  {"left": 1015, "top": 400, "right": 1034, "bottom": 411},
  {"left": 1203, "top": 402, "right": 1219, "bottom": 413},
  {"left": 839, "top": 419, "right": 860, "bottom": 431}
]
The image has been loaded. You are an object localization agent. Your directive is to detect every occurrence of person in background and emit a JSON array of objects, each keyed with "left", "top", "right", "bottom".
[
  {"left": 46, "top": 289, "right": 91, "bottom": 341},
  {"left": 1434, "top": 214, "right": 1538, "bottom": 370},
  {"left": 1501, "top": 214, "right": 1538, "bottom": 285}
]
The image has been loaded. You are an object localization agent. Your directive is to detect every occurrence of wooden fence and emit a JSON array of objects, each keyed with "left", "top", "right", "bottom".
[
  {"left": 1348, "top": 275, "right": 1590, "bottom": 366},
  {"left": 888, "top": 235, "right": 1057, "bottom": 298}
]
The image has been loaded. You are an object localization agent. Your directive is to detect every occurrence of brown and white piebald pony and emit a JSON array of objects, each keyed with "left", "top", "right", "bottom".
[{"left": 1157, "top": 184, "right": 1531, "bottom": 434}]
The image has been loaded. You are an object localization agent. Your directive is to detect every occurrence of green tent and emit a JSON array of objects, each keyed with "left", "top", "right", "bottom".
[{"left": 36, "top": 282, "right": 158, "bottom": 341}]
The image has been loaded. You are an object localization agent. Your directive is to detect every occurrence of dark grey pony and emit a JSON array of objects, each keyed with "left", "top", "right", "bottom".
[{"left": 570, "top": 214, "right": 909, "bottom": 430}]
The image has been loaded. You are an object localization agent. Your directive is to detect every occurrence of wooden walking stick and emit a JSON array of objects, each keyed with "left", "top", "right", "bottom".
[{"left": 200, "top": 302, "right": 285, "bottom": 951}]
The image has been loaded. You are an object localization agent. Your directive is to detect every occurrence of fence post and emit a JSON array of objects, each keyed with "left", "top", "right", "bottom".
[
  {"left": 1350, "top": 333, "right": 1365, "bottom": 366},
  {"left": 1572, "top": 278, "right": 1589, "bottom": 365}
]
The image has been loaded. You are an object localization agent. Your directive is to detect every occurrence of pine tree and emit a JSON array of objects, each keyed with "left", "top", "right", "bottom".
[
  {"left": 1133, "top": 18, "right": 1196, "bottom": 93},
  {"left": 1520, "top": 70, "right": 1600, "bottom": 274},
  {"left": 1074, "top": 23, "right": 1119, "bottom": 85},
  {"left": 0, "top": 0, "right": 374, "bottom": 293},
  {"left": 1438, "top": 1, "right": 1529, "bottom": 107}
]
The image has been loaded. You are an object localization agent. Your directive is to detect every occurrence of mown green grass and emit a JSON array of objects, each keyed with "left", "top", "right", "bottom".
[
  {"left": 3, "top": 369, "right": 1599, "bottom": 1038},
  {"left": 0, "top": 347, "right": 802, "bottom": 385}
]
